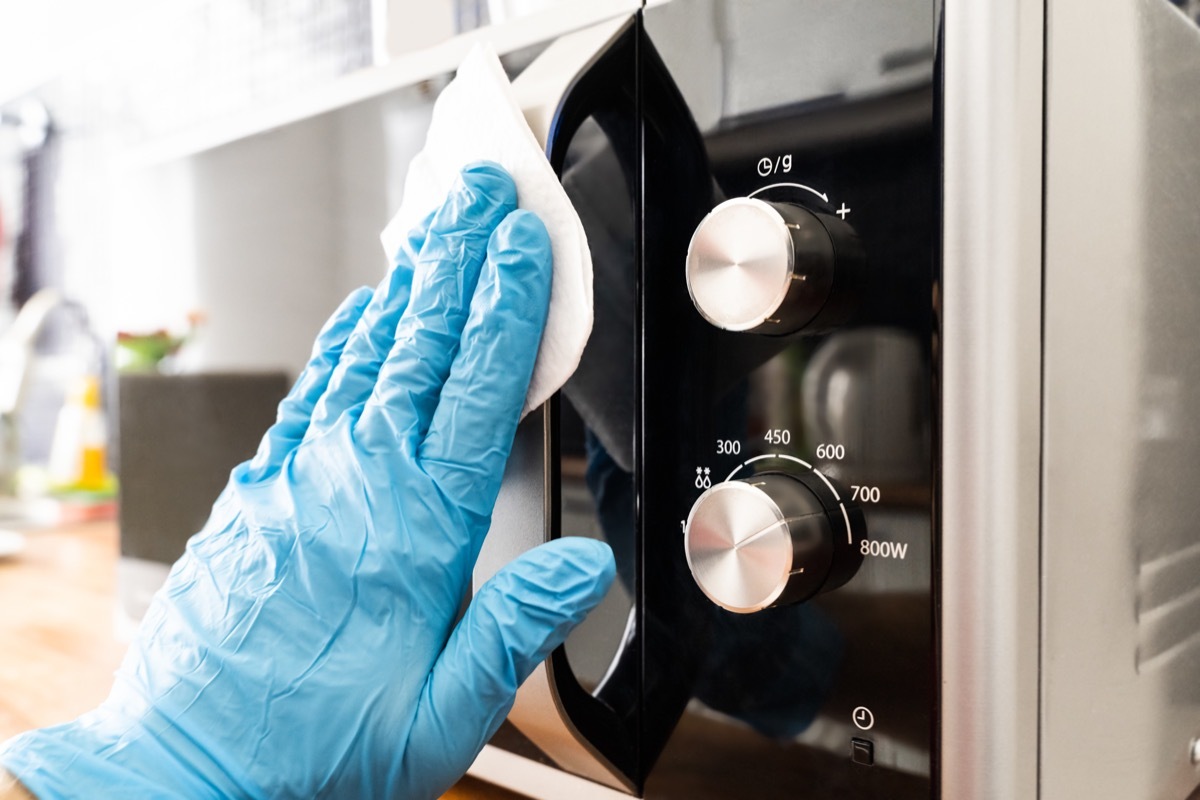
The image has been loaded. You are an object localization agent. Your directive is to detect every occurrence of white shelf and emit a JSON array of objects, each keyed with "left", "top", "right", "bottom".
[{"left": 121, "top": 0, "right": 641, "bottom": 169}]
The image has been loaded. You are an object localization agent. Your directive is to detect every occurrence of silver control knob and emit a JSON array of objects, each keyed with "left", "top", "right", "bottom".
[
  {"left": 684, "top": 472, "right": 865, "bottom": 614},
  {"left": 685, "top": 197, "right": 858, "bottom": 335}
]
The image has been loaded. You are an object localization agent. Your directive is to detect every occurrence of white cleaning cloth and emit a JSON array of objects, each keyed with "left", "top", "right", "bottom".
[{"left": 380, "top": 45, "right": 593, "bottom": 417}]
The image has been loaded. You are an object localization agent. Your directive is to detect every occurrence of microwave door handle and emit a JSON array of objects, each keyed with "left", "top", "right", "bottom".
[
  {"left": 473, "top": 403, "right": 637, "bottom": 794},
  {"left": 476, "top": 15, "right": 641, "bottom": 795},
  {"left": 485, "top": 17, "right": 718, "bottom": 793}
]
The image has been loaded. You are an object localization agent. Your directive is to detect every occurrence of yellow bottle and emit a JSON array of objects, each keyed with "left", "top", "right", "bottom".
[{"left": 48, "top": 374, "right": 109, "bottom": 493}]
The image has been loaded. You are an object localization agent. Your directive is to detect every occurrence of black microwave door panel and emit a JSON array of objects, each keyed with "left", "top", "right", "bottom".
[
  {"left": 639, "top": 1, "right": 940, "bottom": 797},
  {"left": 488, "top": 3, "right": 941, "bottom": 797}
]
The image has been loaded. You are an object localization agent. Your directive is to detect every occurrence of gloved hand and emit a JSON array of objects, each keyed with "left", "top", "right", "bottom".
[{"left": 0, "top": 162, "right": 615, "bottom": 799}]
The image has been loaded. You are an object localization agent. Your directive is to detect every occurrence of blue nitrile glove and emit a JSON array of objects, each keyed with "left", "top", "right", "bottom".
[{"left": 0, "top": 162, "right": 615, "bottom": 800}]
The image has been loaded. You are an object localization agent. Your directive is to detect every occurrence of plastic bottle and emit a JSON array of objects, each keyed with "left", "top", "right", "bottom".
[{"left": 48, "top": 374, "right": 109, "bottom": 493}]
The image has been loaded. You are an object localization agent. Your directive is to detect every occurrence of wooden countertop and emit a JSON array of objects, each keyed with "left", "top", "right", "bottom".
[
  {"left": 0, "top": 520, "right": 126, "bottom": 740},
  {"left": 0, "top": 520, "right": 522, "bottom": 799}
]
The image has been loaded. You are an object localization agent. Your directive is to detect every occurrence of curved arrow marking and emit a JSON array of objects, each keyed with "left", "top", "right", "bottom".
[{"left": 748, "top": 182, "right": 830, "bottom": 203}]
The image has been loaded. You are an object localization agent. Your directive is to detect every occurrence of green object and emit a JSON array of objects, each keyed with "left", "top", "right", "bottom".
[{"left": 115, "top": 331, "right": 186, "bottom": 372}]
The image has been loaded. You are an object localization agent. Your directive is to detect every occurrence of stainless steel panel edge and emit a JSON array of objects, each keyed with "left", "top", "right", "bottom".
[
  {"left": 1042, "top": 1, "right": 1200, "bottom": 797},
  {"left": 941, "top": 0, "right": 1044, "bottom": 797},
  {"left": 474, "top": 408, "right": 634, "bottom": 792}
]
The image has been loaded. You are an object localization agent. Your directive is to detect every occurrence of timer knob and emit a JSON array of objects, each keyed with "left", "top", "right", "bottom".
[
  {"left": 684, "top": 472, "right": 865, "bottom": 614},
  {"left": 684, "top": 197, "right": 861, "bottom": 334}
]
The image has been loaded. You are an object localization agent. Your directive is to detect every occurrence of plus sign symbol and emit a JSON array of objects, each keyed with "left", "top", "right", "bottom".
[{"left": 836, "top": 202, "right": 851, "bottom": 220}]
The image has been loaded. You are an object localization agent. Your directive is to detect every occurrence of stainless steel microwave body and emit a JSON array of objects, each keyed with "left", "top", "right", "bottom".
[{"left": 471, "top": 1, "right": 1200, "bottom": 797}]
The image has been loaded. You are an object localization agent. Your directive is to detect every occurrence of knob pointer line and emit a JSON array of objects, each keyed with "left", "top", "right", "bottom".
[
  {"left": 725, "top": 517, "right": 785, "bottom": 552},
  {"left": 727, "top": 516, "right": 815, "bottom": 575}
]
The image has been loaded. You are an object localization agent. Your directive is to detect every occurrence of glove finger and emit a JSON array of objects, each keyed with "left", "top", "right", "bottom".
[
  {"left": 303, "top": 205, "right": 436, "bottom": 439},
  {"left": 396, "top": 538, "right": 616, "bottom": 800},
  {"left": 357, "top": 162, "right": 518, "bottom": 450},
  {"left": 238, "top": 286, "right": 372, "bottom": 482},
  {"left": 414, "top": 210, "right": 552, "bottom": 523}
]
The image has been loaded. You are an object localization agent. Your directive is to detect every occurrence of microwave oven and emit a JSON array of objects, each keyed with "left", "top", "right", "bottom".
[
  {"left": 92, "top": 0, "right": 1200, "bottom": 795},
  {"left": 466, "top": 0, "right": 1200, "bottom": 798}
]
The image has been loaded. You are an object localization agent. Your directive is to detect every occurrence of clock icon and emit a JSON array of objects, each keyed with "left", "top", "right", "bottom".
[{"left": 852, "top": 706, "right": 875, "bottom": 731}]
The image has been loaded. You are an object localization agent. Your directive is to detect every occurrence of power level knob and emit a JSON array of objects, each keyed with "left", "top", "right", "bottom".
[
  {"left": 684, "top": 471, "right": 865, "bottom": 613},
  {"left": 684, "top": 197, "right": 861, "bottom": 334}
]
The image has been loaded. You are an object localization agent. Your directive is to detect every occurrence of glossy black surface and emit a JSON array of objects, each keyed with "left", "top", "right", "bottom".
[
  {"left": 549, "top": 20, "right": 643, "bottom": 786},
  {"left": 491, "top": 2, "right": 939, "bottom": 796},
  {"left": 633, "top": 2, "right": 937, "bottom": 796}
]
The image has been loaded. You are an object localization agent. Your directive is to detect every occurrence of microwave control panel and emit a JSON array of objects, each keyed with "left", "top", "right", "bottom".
[{"left": 638, "top": 8, "right": 939, "bottom": 792}]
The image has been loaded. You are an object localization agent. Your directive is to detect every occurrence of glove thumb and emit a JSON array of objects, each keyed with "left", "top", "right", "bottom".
[{"left": 396, "top": 537, "right": 616, "bottom": 798}]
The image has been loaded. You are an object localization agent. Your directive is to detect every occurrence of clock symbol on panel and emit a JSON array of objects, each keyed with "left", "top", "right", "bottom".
[{"left": 852, "top": 706, "right": 875, "bottom": 731}]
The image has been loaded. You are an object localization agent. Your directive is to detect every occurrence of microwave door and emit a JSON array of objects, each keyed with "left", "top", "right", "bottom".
[{"left": 476, "top": 14, "right": 720, "bottom": 793}]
